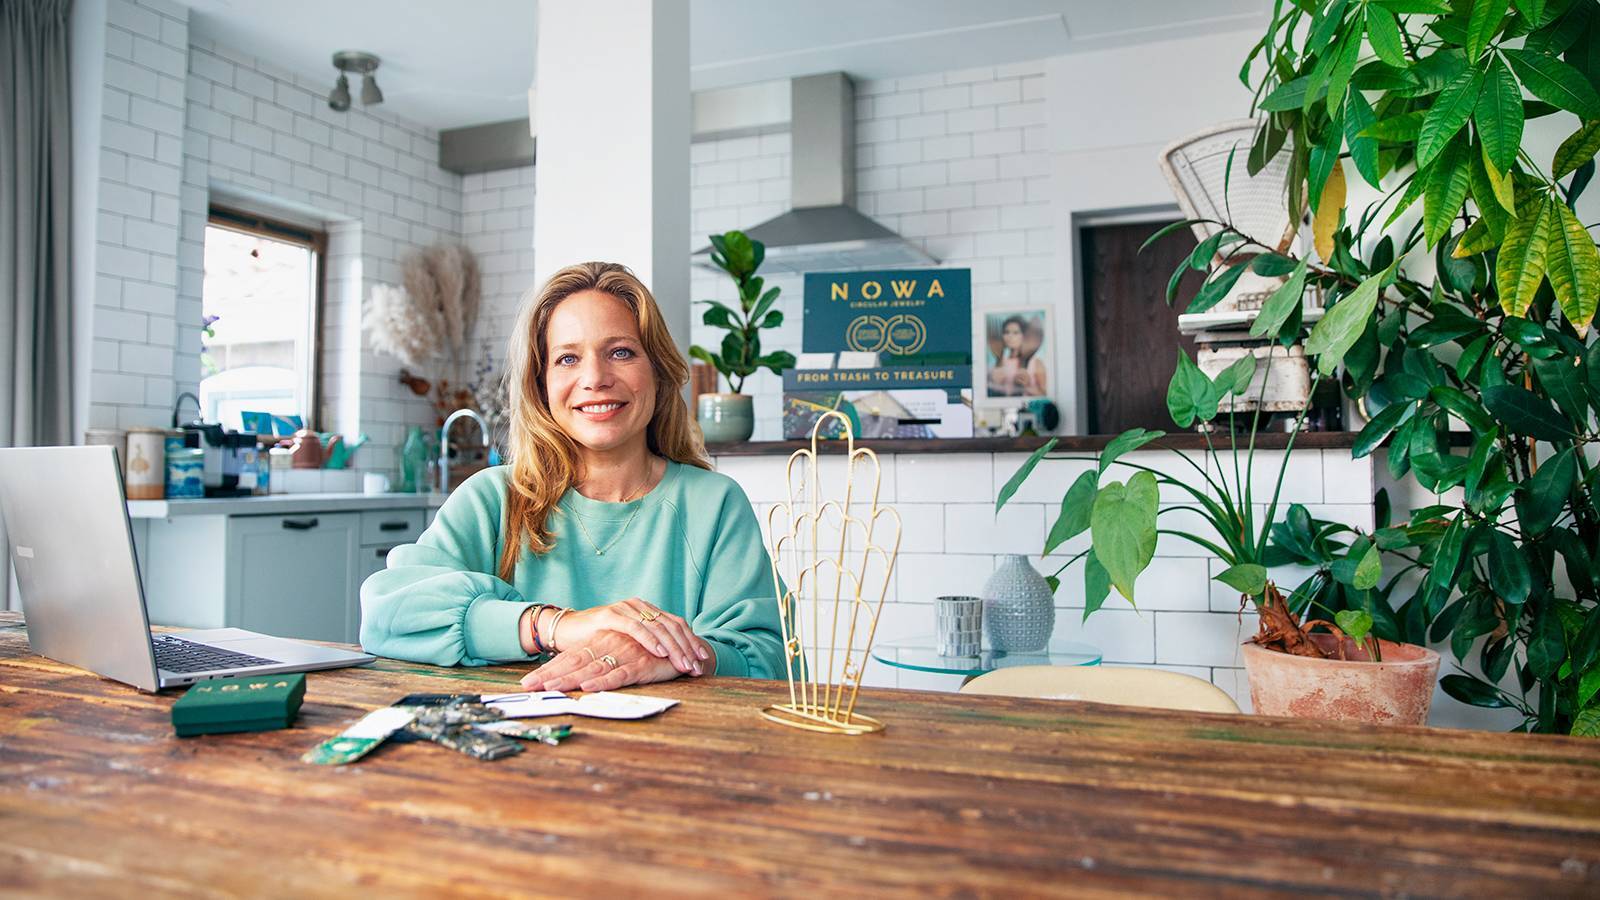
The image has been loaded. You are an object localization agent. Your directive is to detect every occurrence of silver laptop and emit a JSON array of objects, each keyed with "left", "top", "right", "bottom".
[{"left": 0, "top": 445, "right": 374, "bottom": 691}]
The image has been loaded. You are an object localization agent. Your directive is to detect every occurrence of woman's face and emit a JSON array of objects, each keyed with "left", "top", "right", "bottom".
[
  {"left": 543, "top": 290, "right": 657, "bottom": 454},
  {"left": 1002, "top": 321, "right": 1023, "bottom": 348}
]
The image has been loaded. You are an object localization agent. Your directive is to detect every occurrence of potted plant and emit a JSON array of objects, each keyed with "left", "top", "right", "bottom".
[
  {"left": 1202, "top": 0, "right": 1599, "bottom": 735},
  {"left": 999, "top": 347, "right": 1440, "bottom": 725},
  {"left": 689, "top": 231, "right": 796, "bottom": 443}
]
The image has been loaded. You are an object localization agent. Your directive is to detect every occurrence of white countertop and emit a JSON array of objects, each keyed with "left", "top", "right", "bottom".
[{"left": 127, "top": 492, "right": 447, "bottom": 518}]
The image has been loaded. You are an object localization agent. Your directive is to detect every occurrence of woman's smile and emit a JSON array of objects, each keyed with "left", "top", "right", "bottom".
[{"left": 574, "top": 399, "right": 629, "bottom": 421}]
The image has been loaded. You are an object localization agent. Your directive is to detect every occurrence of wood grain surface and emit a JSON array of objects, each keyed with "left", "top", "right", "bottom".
[{"left": 3, "top": 612, "right": 1599, "bottom": 898}]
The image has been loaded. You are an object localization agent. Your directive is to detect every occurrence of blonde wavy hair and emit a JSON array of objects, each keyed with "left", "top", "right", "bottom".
[{"left": 497, "top": 261, "right": 710, "bottom": 580}]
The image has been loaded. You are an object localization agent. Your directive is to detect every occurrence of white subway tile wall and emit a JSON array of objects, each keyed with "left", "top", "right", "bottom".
[
  {"left": 86, "top": 0, "right": 460, "bottom": 473},
  {"left": 89, "top": 0, "right": 189, "bottom": 431},
  {"left": 687, "top": 63, "right": 1052, "bottom": 440},
  {"left": 712, "top": 448, "right": 1372, "bottom": 705}
]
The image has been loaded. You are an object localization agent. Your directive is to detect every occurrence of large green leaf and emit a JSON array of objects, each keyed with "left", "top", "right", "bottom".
[
  {"left": 995, "top": 437, "right": 1058, "bottom": 512},
  {"left": 1429, "top": 385, "right": 1496, "bottom": 433},
  {"left": 1344, "top": 91, "right": 1382, "bottom": 188},
  {"left": 1305, "top": 264, "right": 1393, "bottom": 375},
  {"left": 1573, "top": 706, "right": 1600, "bottom": 738},
  {"left": 1441, "top": 673, "right": 1510, "bottom": 708},
  {"left": 1505, "top": 47, "right": 1600, "bottom": 120},
  {"left": 1363, "top": 110, "right": 1426, "bottom": 141},
  {"left": 1517, "top": 446, "right": 1576, "bottom": 535},
  {"left": 1166, "top": 349, "right": 1217, "bottom": 428},
  {"left": 1186, "top": 261, "right": 1250, "bottom": 313},
  {"left": 1466, "top": 0, "right": 1510, "bottom": 61},
  {"left": 1352, "top": 541, "right": 1382, "bottom": 589},
  {"left": 1089, "top": 471, "right": 1159, "bottom": 602},
  {"left": 1366, "top": 4, "right": 1408, "bottom": 67},
  {"left": 1553, "top": 121, "right": 1600, "bottom": 179},
  {"left": 1475, "top": 56, "right": 1525, "bottom": 173},
  {"left": 1417, "top": 68, "right": 1483, "bottom": 167},
  {"left": 1044, "top": 469, "right": 1098, "bottom": 556},
  {"left": 1215, "top": 563, "right": 1267, "bottom": 596},
  {"left": 1528, "top": 607, "right": 1567, "bottom": 678},
  {"left": 1353, "top": 400, "right": 1414, "bottom": 458},
  {"left": 1495, "top": 194, "right": 1557, "bottom": 317},
  {"left": 1083, "top": 550, "right": 1111, "bottom": 622},
  {"left": 1482, "top": 383, "right": 1577, "bottom": 440},
  {"left": 1325, "top": 25, "right": 1363, "bottom": 116},
  {"left": 1098, "top": 428, "right": 1164, "bottom": 475},
  {"left": 1250, "top": 258, "right": 1310, "bottom": 340},
  {"left": 1547, "top": 201, "right": 1600, "bottom": 334},
  {"left": 1260, "top": 76, "right": 1315, "bottom": 111},
  {"left": 1423, "top": 135, "right": 1473, "bottom": 247},
  {"left": 1488, "top": 531, "right": 1532, "bottom": 605},
  {"left": 1532, "top": 354, "right": 1590, "bottom": 425}
]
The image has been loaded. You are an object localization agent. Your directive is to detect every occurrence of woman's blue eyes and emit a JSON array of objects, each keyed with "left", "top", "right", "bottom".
[{"left": 556, "top": 347, "right": 636, "bottom": 366}]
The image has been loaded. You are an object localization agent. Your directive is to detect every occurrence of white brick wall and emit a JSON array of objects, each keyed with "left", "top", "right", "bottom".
[
  {"left": 460, "top": 166, "right": 538, "bottom": 363},
  {"left": 714, "top": 447, "right": 1378, "bottom": 714},
  {"left": 687, "top": 63, "right": 1053, "bottom": 441},
  {"left": 178, "top": 38, "right": 463, "bottom": 473},
  {"left": 83, "top": 0, "right": 462, "bottom": 472},
  {"left": 87, "top": 0, "right": 188, "bottom": 431}
]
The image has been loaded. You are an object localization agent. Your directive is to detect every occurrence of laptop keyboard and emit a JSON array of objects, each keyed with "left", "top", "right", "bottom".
[{"left": 153, "top": 635, "right": 280, "bottom": 673}]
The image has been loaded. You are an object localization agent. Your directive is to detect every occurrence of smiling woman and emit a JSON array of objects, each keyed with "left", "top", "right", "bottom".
[{"left": 359, "top": 262, "right": 786, "bottom": 689}]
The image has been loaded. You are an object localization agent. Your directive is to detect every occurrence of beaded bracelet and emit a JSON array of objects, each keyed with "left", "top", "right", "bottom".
[{"left": 524, "top": 603, "right": 554, "bottom": 654}]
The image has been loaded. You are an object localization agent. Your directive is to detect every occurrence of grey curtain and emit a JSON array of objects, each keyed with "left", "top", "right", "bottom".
[
  {"left": 1, "top": 0, "right": 74, "bottom": 450},
  {"left": 2, "top": 0, "right": 74, "bottom": 612}
]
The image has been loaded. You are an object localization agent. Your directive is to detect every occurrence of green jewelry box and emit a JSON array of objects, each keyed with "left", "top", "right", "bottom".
[{"left": 171, "top": 673, "right": 306, "bottom": 737}]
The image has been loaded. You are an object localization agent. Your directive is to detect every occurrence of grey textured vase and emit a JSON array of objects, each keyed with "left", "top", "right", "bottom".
[{"left": 983, "top": 554, "right": 1056, "bottom": 653}]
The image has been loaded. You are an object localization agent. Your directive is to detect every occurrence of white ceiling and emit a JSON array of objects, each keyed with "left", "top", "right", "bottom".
[{"left": 181, "top": 0, "right": 1270, "bottom": 130}]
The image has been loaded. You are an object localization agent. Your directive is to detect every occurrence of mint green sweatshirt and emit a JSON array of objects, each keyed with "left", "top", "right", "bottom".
[{"left": 359, "top": 461, "right": 785, "bottom": 678}]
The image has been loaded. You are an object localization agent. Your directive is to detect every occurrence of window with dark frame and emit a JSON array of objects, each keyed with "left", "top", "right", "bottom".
[{"left": 201, "top": 207, "right": 327, "bottom": 431}]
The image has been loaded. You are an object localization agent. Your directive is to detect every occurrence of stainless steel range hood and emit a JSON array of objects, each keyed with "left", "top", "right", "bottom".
[{"left": 693, "top": 72, "right": 937, "bottom": 275}]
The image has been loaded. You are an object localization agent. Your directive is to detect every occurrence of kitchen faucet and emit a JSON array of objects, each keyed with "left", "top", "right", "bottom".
[{"left": 438, "top": 408, "right": 491, "bottom": 494}]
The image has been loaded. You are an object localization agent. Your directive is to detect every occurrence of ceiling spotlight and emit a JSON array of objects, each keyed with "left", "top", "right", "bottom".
[
  {"left": 328, "top": 73, "right": 351, "bottom": 111},
  {"left": 330, "top": 51, "right": 382, "bottom": 111}
]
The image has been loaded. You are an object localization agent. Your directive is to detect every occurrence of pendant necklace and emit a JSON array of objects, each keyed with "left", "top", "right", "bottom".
[{"left": 571, "top": 464, "right": 653, "bottom": 556}]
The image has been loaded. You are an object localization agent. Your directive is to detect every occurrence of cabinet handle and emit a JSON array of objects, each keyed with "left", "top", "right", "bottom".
[
  {"left": 375, "top": 548, "right": 390, "bottom": 558},
  {"left": 379, "top": 521, "right": 409, "bottom": 532},
  {"left": 282, "top": 517, "right": 319, "bottom": 531}
]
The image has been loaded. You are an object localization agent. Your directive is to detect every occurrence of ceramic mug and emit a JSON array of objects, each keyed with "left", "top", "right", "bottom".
[{"left": 363, "top": 472, "right": 391, "bottom": 495}]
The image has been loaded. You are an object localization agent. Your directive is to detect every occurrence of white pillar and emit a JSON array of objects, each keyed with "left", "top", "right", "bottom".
[{"left": 532, "top": 0, "right": 690, "bottom": 358}]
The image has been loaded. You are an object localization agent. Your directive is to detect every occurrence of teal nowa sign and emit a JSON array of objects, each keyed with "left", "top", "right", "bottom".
[{"left": 802, "top": 269, "right": 971, "bottom": 361}]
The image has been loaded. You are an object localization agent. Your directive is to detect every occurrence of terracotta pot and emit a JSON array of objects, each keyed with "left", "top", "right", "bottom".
[{"left": 1240, "top": 634, "right": 1440, "bottom": 725}]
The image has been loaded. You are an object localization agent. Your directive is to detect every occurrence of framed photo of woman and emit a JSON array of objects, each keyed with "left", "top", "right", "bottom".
[{"left": 980, "top": 308, "right": 1050, "bottom": 402}]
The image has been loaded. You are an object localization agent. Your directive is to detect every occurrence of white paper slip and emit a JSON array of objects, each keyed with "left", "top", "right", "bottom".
[{"left": 482, "top": 691, "right": 679, "bottom": 720}]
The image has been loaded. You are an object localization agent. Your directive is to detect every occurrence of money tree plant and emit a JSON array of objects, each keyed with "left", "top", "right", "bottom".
[{"left": 1183, "top": 0, "right": 1599, "bottom": 734}]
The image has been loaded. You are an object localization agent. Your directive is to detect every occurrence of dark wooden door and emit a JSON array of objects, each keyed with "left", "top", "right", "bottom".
[{"left": 1081, "top": 220, "right": 1206, "bottom": 434}]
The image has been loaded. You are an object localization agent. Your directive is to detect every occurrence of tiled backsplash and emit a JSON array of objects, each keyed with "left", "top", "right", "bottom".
[{"left": 710, "top": 447, "right": 1374, "bottom": 707}]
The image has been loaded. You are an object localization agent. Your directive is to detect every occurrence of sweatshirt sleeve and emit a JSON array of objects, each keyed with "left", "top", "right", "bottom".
[
  {"left": 359, "top": 469, "right": 531, "bottom": 666},
  {"left": 690, "top": 479, "right": 788, "bottom": 679}
]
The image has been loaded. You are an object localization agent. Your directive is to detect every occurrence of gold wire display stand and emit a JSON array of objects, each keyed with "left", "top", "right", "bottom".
[{"left": 760, "top": 411, "right": 901, "bottom": 735}]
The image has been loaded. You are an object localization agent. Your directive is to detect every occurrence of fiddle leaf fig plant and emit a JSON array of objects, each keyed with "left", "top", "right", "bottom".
[
  {"left": 689, "top": 230, "right": 795, "bottom": 394},
  {"left": 1200, "top": 0, "right": 1600, "bottom": 734}
]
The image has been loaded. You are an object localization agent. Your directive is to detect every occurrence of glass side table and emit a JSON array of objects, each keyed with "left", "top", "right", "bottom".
[{"left": 871, "top": 635, "right": 1102, "bottom": 679}]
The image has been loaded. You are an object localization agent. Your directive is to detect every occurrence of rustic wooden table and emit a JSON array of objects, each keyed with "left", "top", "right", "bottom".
[{"left": 3, "top": 612, "right": 1599, "bottom": 898}]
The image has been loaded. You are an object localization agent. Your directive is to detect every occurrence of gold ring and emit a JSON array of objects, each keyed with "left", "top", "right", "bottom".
[
  {"left": 638, "top": 609, "right": 659, "bottom": 623},
  {"left": 600, "top": 654, "right": 618, "bottom": 669},
  {"left": 580, "top": 647, "right": 596, "bottom": 664}
]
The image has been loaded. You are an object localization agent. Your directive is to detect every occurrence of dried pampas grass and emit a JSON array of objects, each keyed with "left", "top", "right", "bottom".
[{"left": 363, "top": 243, "right": 482, "bottom": 374}]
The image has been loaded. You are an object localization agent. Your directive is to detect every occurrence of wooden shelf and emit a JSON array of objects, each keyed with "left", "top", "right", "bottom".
[{"left": 705, "top": 431, "right": 1361, "bottom": 456}]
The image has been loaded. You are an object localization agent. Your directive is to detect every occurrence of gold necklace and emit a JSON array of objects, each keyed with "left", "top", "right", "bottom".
[{"left": 570, "top": 465, "right": 653, "bottom": 556}]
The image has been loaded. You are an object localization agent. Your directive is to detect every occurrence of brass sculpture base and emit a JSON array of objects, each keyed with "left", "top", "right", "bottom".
[{"left": 760, "top": 704, "right": 885, "bottom": 735}]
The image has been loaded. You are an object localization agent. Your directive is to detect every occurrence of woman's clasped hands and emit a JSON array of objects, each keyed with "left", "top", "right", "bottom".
[{"left": 521, "top": 598, "right": 712, "bottom": 693}]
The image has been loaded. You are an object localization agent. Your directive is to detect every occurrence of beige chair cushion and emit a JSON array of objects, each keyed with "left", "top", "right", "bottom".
[{"left": 960, "top": 665, "right": 1240, "bottom": 714}]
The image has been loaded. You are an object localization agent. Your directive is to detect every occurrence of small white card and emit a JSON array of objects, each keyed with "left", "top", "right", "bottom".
[{"left": 482, "top": 691, "right": 679, "bottom": 720}]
